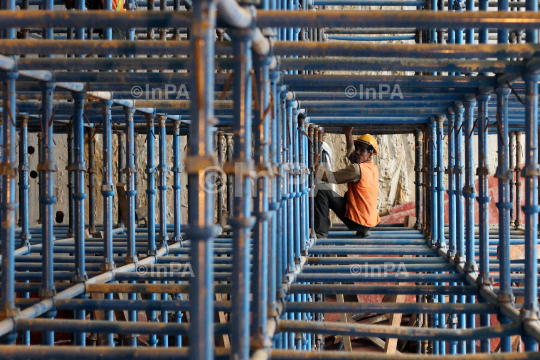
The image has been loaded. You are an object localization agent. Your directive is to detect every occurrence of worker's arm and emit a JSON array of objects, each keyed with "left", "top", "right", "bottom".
[
  {"left": 343, "top": 126, "right": 356, "bottom": 163},
  {"left": 314, "top": 163, "right": 361, "bottom": 184}
]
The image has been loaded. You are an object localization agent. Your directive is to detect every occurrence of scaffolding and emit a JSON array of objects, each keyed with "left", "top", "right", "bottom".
[{"left": 0, "top": 0, "right": 540, "bottom": 359}]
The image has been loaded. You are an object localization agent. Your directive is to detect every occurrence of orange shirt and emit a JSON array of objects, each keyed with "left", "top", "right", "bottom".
[{"left": 345, "top": 161, "right": 380, "bottom": 227}]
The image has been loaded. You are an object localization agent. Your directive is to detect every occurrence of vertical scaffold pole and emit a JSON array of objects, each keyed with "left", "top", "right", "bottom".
[
  {"left": 446, "top": 108, "right": 457, "bottom": 356},
  {"left": 521, "top": 69, "right": 539, "bottom": 351},
  {"left": 437, "top": 115, "right": 446, "bottom": 355},
  {"left": 101, "top": 100, "right": 115, "bottom": 347},
  {"left": 88, "top": 127, "right": 97, "bottom": 234},
  {"left": 118, "top": 130, "right": 125, "bottom": 228},
  {"left": 496, "top": 85, "right": 513, "bottom": 352},
  {"left": 172, "top": 120, "right": 183, "bottom": 243},
  {"left": 252, "top": 47, "right": 272, "bottom": 349},
  {"left": 230, "top": 27, "right": 254, "bottom": 360},
  {"left": 124, "top": 108, "right": 138, "bottom": 263},
  {"left": 188, "top": 1, "right": 217, "bottom": 359},
  {"left": 18, "top": 115, "right": 31, "bottom": 248},
  {"left": 67, "top": 122, "right": 75, "bottom": 238},
  {"left": 476, "top": 90, "right": 492, "bottom": 353},
  {"left": 463, "top": 94, "right": 477, "bottom": 354},
  {"left": 157, "top": 115, "right": 169, "bottom": 348},
  {"left": 509, "top": 132, "right": 516, "bottom": 226},
  {"left": 157, "top": 115, "right": 169, "bottom": 249},
  {"left": 146, "top": 113, "right": 158, "bottom": 348},
  {"left": 453, "top": 101, "right": 466, "bottom": 354},
  {"left": 414, "top": 129, "right": 423, "bottom": 230},
  {"left": 515, "top": 132, "right": 522, "bottom": 229},
  {"left": 217, "top": 131, "right": 224, "bottom": 224},
  {"left": 124, "top": 107, "right": 138, "bottom": 348},
  {"left": 0, "top": 5, "right": 19, "bottom": 338},
  {"left": 40, "top": 80, "right": 57, "bottom": 346},
  {"left": 428, "top": 117, "right": 439, "bottom": 355},
  {"left": 72, "top": 91, "right": 88, "bottom": 346}
]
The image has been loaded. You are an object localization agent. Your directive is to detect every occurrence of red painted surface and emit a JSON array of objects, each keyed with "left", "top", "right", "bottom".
[{"left": 380, "top": 176, "right": 526, "bottom": 225}]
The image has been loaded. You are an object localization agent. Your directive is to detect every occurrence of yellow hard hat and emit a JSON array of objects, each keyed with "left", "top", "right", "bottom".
[{"left": 354, "top": 134, "right": 378, "bottom": 155}]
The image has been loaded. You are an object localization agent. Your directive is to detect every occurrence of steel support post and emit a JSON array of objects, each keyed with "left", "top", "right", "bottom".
[
  {"left": 18, "top": 115, "right": 31, "bottom": 248},
  {"left": 226, "top": 133, "right": 234, "bottom": 221},
  {"left": 124, "top": 108, "right": 138, "bottom": 264},
  {"left": 509, "top": 132, "right": 516, "bottom": 226},
  {"left": 521, "top": 70, "right": 539, "bottom": 352},
  {"left": 216, "top": 131, "right": 224, "bottom": 224},
  {"left": 229, "top": 27, "right": 255, "bottom": 360},
  {"left": 515, "top": 132, "right": 522, "bottom": 229},
  {"left": 187, "top": 1, "right": 218, "bottom": 359},
  {"left": 145, "top": 114, "right": 157, "bottom": 256},
  {"left": 463, "top": 95, "right": 477, "bottom": 354},
  {"left": 67, "top": 122, "right": 75, "bottom": 238},
  {"left": 87, "top": 127, "right": 97, "bottom": 234},
  {"left": 414, "top": 128, "right": 423, "bottom": 230},
  {"left": 0, "top": 52, "right": 19, "bottom": 343},
  {"left": 39, "top": 81, "right": 57, "bottom": 346},
  {"left": 428, "top": 117, "right": 438, "bottom": 248},
  {"left": 268, "top": 68, "right": 280, "bottom": 321},
  {"left": 496, "top": 85, "right": 513, "bottom": 353},
  {"left": 71, "top": 91, "right": 88, "bottom": 346},
  {"left": 158, "top": 114, "right": 169, "bottom": 347},
  {"left": 101, "top": 100, "right": 115, "bottom": 347},
  {"left": 145, "top": 113, "right": 158, "bottom": 348},
  {"left": 293, "top": 105, "right": 302, "bottom": 266},
  {"left": 436, "top": 116, "right": 446, "bottom": 250},
  {"left": 446, "top": 106, "right": 458, "bottom": 355},
  {"left": 172, "top": 120, "right": 182, "bottom": 243},
  {"left": 123, "top": 107, "right": 138, "bottom": 348},
  {"left": 453, "top": 101, "right": 466, "bottom": 354},
  {"left": 287, "top": 95, "right": 296, "bottom": 275},
  {"left": 118, "top": 130, "right": 125, "bottom": 228},
  {"left": 476, "top": 90, "right": 492, "bottom": 353},
  {"left": 157, "top": 115, "right": 169, "bottom": 249},
  {"left": 252, "top": 50, "right": 272, "bottom": 349}
]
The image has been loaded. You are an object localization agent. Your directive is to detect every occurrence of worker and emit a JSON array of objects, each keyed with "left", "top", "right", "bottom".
[{"left": 313, "top": 127, "right": 380, "bottom": 239}]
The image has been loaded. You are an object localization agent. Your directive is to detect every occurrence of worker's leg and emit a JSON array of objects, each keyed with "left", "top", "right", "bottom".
[
  {"left": 334, "top": 191, "right": 371, "bottom": 237},
  {"left": 313, "top": 183, "right": 347, "bottom": 238}
]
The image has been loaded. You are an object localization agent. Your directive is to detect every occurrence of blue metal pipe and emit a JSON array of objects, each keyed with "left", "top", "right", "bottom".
[
  {"left": 326, "top": 35, "right": 416, "bottom": 41},
  {"left": 230, "top": 27, "right": 254, "bottom": 360},
  {"left": 146, "top": 114, "right": 157, "bottom": 256},
  {"left": 429, "top": 117, "right": 438, "bottom": 248},
  {"left": 447, "top": 109, "right": 456, "bottom": 257},
  {"left": 124, "top": 108, "right": 138, "bottom": 264},
  {"left": 172, "top": 120, "right": 182, "bottom": 243},
  {"left": 187, "top": 3, "right": 218, "bottom": 359},
  {"left": 71, "top": 91, "right": 87, "bottom": 346},
  {"left": 522, "top": 70, "right": 539, "bottom": 351},
  {"left": 463, "top": 95, "right": 477, "bottom": 354},
  {"left": 39, "top": 80, "right": 57, "bottom": 346},
  {"left": 87, "top": 127, "right": 97, "bottom": 234},
  {"left": 0, "top": 34, "right": 18, "bottom": 345},
  {"left": 251, "top": 51, "right": 272, "bottom": 347},
  {"left": 101, "top": 100, "right": 115, "bottom": 273},
  {"left": 436, "top": 116, "right": 446, "bottom": 250},
  {"left": 157, "top": 115, "right": 169, "bottom": 249},
  {"left": 18, "top": 115, "right": 31, "bottom": 247},
  {"left": 476, "top": 90, "right": 491, "bottom": 353},
  {"left": 496, "top": 85, "right": 513, "bottom": 352}
]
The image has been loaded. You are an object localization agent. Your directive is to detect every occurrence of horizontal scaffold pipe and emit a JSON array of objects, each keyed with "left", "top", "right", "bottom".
[
  {"left": 273, "top": 42, "right": 540, "bottom": 59},
  {"left": 1, "top": 10, "right": 540, "bottom": 30},
  {"left": 278, "top": 320, "right": 521, "bottom": 341},
  {"left": 285, "top": 302, "right": 497, "bottom": 314},
  {"left": 280, "top": 57, "right": 524, "bottom": 73},
  {"left": 0, "top": 347, "right": 231, "bottom": 360},
  {"left": 289, "top": 284, "right": 478, "bottom": 295},
  {"left": 269, "top": 349, "right": 540, "bottom": 360}
]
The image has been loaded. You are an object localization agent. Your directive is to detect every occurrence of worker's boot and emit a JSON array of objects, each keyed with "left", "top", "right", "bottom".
[{"left": 356, "top": 230, "right": 371, "bottom": 238}]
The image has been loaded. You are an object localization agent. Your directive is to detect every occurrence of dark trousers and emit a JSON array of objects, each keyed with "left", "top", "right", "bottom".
[{"left": 314, "top": 183, "right": 370, "bottom": 238}]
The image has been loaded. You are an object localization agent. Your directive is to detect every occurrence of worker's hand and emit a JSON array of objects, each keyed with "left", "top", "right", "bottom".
[{"left": 342, "top": 127, "right": 354, "bottom": 136}]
